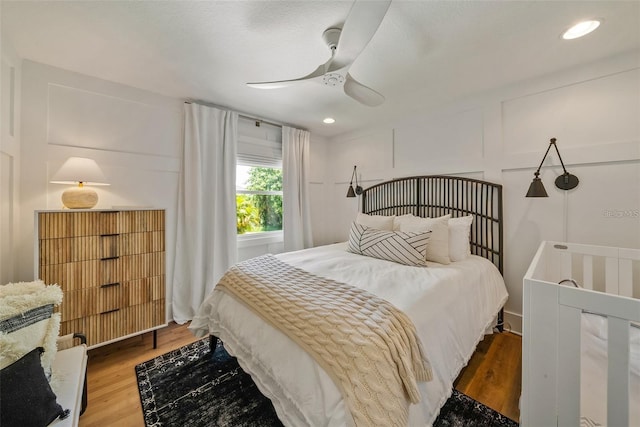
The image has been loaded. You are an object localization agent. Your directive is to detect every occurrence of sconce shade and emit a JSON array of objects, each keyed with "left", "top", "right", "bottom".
[
  {"left": 346, "top": 165, "right": 363, "bottom": 198},
  {"left": 51, "top": 157, "right": 109, "bottom": 209},
  {"left": 526, "top": 176, "right": 548, "bottom": 197}
]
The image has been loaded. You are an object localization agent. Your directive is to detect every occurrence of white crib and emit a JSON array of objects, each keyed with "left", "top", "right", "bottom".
[{"left": 522, "top": 241, "right": 640, "bottom": 427}]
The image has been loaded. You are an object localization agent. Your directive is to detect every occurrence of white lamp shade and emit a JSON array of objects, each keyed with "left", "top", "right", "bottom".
[{"left": 50, "top": 157, "right": 110, "bottom": 186}]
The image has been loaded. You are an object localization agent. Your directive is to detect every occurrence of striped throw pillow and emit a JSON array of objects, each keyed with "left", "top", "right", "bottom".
[{"left": 347, "top": 222, "right": 431, "bottom": 266}]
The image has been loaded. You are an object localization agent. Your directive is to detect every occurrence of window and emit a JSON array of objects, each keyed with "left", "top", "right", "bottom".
[
  {"left": 236, "top": 165, "right": 282, "bottom": 235},
  {"left": 236, "top": 118, "right": 283, "bottom": 239}
]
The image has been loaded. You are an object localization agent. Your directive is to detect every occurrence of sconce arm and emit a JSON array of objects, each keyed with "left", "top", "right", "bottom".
[
  {"left": 349, "top": 165, "right": 357, "bottom": 185},
  {"left": 550, "top": 138, "right": 569, "bottom": 175}
]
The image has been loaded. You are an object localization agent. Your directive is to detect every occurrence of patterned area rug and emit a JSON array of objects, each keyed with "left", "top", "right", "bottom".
[{"left": 136, "top": 338, "right": 519, "bottom": 427}]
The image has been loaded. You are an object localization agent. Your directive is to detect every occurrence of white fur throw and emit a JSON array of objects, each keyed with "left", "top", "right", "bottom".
[{"left": 0, "top": 280, "right": 63, "bottom": 375}]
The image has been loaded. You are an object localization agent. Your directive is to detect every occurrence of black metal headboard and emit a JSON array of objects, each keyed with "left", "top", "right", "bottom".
[{"left": 361, "top": 175, "right": 503, "bottom": 275}]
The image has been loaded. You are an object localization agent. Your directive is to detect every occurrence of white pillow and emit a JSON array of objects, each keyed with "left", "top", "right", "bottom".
[
  {"left": 347, "top": 222, "right": 430, "bottom": 266},
  {"left": 449, "top": 215, "right": 474, "bottom": 262},
  {"left": 392, "top": 214, "right": 414, "bottom": 231},
  {"left": 398, "top": 214, "right": 451, "bottom": 265},
  {"left": 355, "top": 212, "right": 395, "bottom": 231}
]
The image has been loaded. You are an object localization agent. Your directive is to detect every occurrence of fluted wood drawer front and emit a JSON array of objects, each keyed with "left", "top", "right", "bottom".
[
  {"left": 39, "top": 235, "right": 120, "bottom": 265},
  {"left": 38, "top": 212, "right": 73, "bottom": 239},
  {"left": 118, "top": 231, "right": 164, "bottom": 256},
  {"left": 57, "top": 284, "right": 125, "bottom": 321},
  {"left": 100, "top": 234, "right": 120, "bottom": 259},
  {"left": 40, "top": 259, "right": 122, "bottom": 290},
  {"left": 119, "top": 210, "right": 164, "bottom": 233},
  {"left": 120, "top": 253, "right": 164, "bottom": 281},
  {"left": 123, "top": 276, "right": 165, "bottom": 306},
  {"left": 95, "top": 310, "right": 123, "bottom": 345},
  {"left": 39, "top": 236, "right": 100, "bottom": 265},
  {"left": 123, "top": 302, "right": 164, "bottom": 336},
  {"left": 98, "top": 283, "right": 124, "bottom": 314},
  {"left": 97, "top": 211, "right": 120, "bottom": 235},
  {"left": 100, "top": 257, "right": 121, "bottom": 285},
  {"left": 61, "top": 315, "right": 117, "bottom": 347},
  {"left": 40, "top": 260, "right": 101, "bottom": 291},
  {"left": 59, "top": 289, "right": 97, "bottom": 321}
]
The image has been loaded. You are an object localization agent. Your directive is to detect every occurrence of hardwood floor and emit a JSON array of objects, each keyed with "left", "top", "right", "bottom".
[
  {"left": 454, "top": 332, "right": 522, "bottom": 421},
  {"left": 79, "top": 323, "right": 201, "bottom": 427},
  {"left": 79, "top": 323, "right": 522, "bottom": 426}
]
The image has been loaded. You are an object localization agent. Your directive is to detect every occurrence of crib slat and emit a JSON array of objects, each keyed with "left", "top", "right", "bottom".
[
  {"left": 560, "top": 251, "right": 572, "bottom": 281},
  {"left": 607, "top": 316, "right": 630, "bottom": 427},
  {"left": 605, "top": 257, "right": 619, "bottom": 294},
  {"left": 582, "top": 255, "right": 594, "bottom": 290},
  {"left": 619, "top": 259, "right": 633, "bottom": 298},
  {"left": 557, "top": 304, "right": 581, "bottom": 426}
]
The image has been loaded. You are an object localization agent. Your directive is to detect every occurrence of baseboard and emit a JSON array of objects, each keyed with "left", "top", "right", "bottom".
[{"left": 503, "top": 310, "right": 522, "bottom": 336}]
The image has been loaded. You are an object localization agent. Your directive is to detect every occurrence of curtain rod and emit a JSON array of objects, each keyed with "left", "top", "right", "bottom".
[
  {"left": 184, "top": 100, "right": 283, "bottom": 129},
  {"left": 239, "top": 114, "right": 283, "bottom": 129}
]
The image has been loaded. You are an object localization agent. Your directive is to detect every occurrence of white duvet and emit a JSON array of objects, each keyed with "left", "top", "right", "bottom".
[{"left": 189, "top": 243, "right": 508, "bottom": 426}]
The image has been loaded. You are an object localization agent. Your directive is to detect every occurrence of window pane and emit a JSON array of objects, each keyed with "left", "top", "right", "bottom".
[
  {"left": 248, "top": 166, "right": 282, "bottom": 191},
  {"left": 236, "top": 166, "right": 283, "bottom": 235}
]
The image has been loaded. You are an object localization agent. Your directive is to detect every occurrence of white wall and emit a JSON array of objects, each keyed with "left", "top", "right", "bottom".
[
  {"left": 0, "top": 33, "right": 22, "bottom": 285},
  {"left": 18, "top": 60, "right": 183, "bottom": 322},
  {"left": 321, "top": 50, "right": 640, "bottom": 334}
]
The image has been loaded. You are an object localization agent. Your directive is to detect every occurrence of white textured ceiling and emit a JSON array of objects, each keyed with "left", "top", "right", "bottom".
[{"left": 2, "top": 1, "right": 639, "bottom": 137}]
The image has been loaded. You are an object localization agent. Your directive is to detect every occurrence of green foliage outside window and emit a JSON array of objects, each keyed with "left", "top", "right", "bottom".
[
  {"left": 236, "top": 167, "right": 283, "bottom": 234},
  {"left": 236, "top": 194, "right": 261, "bottom": 234}
]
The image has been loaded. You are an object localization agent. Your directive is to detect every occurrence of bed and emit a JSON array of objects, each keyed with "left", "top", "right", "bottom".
[
  {"left": 522, "top": 241, "right": 640, "bottom": 427},
  {"left": 190, "top": 175, "right": 508, "bottom": 426}
]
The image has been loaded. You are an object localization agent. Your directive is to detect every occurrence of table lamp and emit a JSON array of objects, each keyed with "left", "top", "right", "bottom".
[{"left": 50, "top": 157, "right": 110, "bottom": 209}]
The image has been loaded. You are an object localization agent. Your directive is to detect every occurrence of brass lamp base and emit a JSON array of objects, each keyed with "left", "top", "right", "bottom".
[{"left": 61, "top": 186, "right": 98, "bottom": 209}]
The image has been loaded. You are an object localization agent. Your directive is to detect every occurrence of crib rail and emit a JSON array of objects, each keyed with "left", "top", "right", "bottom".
[
  {"left": 525, "top": 241, "right": 640, "bottom": 298},
  {"left": 522, "top": 241, "right": 640, "bottom": 427}
]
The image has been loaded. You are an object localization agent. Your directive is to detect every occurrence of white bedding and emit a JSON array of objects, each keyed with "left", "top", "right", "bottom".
[
  {"left": 189, "top": 243, "right": 508, "bottom": 426},
  {"left": 580, "top": 313, "right": 640, "bottom": 426}
]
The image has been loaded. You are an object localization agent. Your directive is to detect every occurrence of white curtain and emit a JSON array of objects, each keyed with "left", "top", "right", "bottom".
[
  {"left": 172, "top": 103, "right": 238, "bottom": 323},
  {"left": 282, "top": 126, "right": 313, "bottom": 251}
]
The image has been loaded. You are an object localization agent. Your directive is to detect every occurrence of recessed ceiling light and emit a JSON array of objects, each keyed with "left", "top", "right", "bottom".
[
  {"left": 562, "top": 20, "right": 601, "bottom": 40},
  {"left": 323, "top": 117, "right": 335, "bottom": 124}
]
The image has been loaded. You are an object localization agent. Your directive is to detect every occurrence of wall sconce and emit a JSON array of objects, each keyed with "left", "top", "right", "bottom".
[
  {"left": 51, "top": 157, "right": 110, "bottom": 209},
  {"left": 526, "top": 138, "right": 579, "bottom": 197},
  {"left": 346, "top": 165, "right": 363, "bottom": 198}
]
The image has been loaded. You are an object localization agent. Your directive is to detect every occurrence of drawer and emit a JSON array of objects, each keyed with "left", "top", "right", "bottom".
[
  {"left": 99, "top": 234, "right": 120, "bottom": 259},
  {"left": 122, "top": 302, "right": 164, "bottom": 336},
  {"left": 123, "top": 276, "right": 165, "bottom": 306},
  {"left": 40, "top": 260, "right": 101, "bottom": 291},
  {"left": 118, "top": 231, "right": 165, "bottom": 256},
  {"left": 59, "top": 289, "right": 96, "bottom": 321},
  {"left": 39, "top": 236, "right": 100, "bottom": 265},
  {"left": 120, "top": 253, "right": 164, "bottom": 280},
  {"left": 119, "top": 210, "right": 164, "bottom": 233},
  {"left": 58, "top": 284, "right": 125, "bottom": 321}
]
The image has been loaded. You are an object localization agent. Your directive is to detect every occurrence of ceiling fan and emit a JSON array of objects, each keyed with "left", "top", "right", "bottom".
[{"left": 246, "top": 0, "right": 391, "bottom": 107}]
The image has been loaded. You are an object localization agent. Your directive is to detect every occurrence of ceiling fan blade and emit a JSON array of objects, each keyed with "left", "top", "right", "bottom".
[
  {"left": 247, "top": 64, "right": 325, "bottom": 89},
  {"left": 343, "top": 73, "right": 384, "bottom": 106},
  {"left": 329, "top": 0, "right": 391, "bottom": 71}
]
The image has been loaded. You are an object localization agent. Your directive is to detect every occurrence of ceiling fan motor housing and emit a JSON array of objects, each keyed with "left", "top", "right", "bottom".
[
  {"left": 323, "top": 73, "right": 345, "bottom": 86},
  {"left": 322, "top": 28, "right": 341, "bottom": 51}
]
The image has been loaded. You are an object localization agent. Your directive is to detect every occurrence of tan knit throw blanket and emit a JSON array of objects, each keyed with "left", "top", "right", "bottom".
[{"left": 215, "top": 254, "right": 432, "bottom": 427}]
